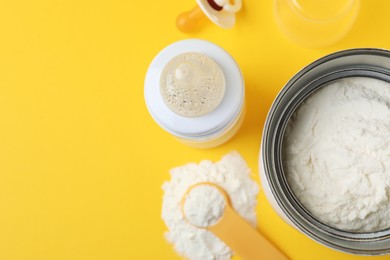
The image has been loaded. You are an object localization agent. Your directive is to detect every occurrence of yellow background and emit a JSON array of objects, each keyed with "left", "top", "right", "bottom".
[{"left": 0, "top": 0, "right": 389, "bottom": 259}]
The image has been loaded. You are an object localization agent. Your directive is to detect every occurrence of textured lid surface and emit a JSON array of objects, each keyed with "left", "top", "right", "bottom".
[{"left": 160, "top": 52, "right": 225, "bottom": 117}]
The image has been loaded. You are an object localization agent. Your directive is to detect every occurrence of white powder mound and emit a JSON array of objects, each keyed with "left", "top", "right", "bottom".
[
  {"left": 162, "top": 152, "right": 259, "bottom": 260},
  {"left": 283, "top": 77, "right": 390, "bottom": 232},
  {"left": 183, "top": 185, "right": 226, "bottom": 228}
]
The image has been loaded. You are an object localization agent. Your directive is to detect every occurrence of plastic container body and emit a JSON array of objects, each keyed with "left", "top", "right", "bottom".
[{"left": 260, "top": 49, "right": 390, "bottom": 255}]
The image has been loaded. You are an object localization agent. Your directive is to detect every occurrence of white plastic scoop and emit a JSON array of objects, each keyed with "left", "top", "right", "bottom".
[{"left": 181, "top": 182, "right": 289, "bottom": 260}]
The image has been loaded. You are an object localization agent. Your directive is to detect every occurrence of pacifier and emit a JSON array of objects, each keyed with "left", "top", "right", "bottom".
[
  {"left": 176, "top": 0, "right": 242, "bottom": 33},
  {"left": 181, "top": 182, "right": 289, "bottom": 260}
]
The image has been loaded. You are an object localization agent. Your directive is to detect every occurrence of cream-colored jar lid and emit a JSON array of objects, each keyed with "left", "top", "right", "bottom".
[{"left": 160, "top": 52, "right": 225, "bottom": 117}]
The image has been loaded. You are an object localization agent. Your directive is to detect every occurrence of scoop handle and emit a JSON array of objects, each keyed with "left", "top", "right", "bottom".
[
  {"left": 208, "top": 205, "right": 289, "bottom": 260},
  {"left": 176, "top": 5, "right": 205, "bottom": 33}
]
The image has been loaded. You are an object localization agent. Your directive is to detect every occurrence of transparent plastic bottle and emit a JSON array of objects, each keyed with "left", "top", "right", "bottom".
[{"left": 275, "top": 0, "right": 360, "bottom": 48}]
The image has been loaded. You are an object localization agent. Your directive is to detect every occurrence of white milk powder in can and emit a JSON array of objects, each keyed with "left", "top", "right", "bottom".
[{"left": 260, "top": 48, "right": 390, "bottom": 255}]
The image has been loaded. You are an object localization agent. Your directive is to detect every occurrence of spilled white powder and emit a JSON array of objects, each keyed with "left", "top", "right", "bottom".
[
  {"left": 162, "top": 152, "right": 259, "bottom": 260},
  {"left": 283, "top": 77, "right": 390, "bottom": 232},
  {"left": 183, "top": 185, "right": 226, "bottom": 228}
]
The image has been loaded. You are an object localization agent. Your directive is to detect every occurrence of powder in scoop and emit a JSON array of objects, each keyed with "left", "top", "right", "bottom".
[
  {"left": 183, "top": 185, "right": 226, "bottom": 228},
  {"left": 161, "top": 152, "right": 259, "bottom": 260},
  {"left": 283, "top": 77, "right": 390, "bottom": 232}
]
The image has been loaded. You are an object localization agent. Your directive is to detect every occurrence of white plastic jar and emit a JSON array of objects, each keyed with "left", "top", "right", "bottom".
[{"left": 144, "top": 39, "right": 245, "bottom": 148}]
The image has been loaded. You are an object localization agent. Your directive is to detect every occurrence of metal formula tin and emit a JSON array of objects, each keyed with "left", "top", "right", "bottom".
[{"left": 260, "top": 48, "right": 390, "bottom": 255}]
